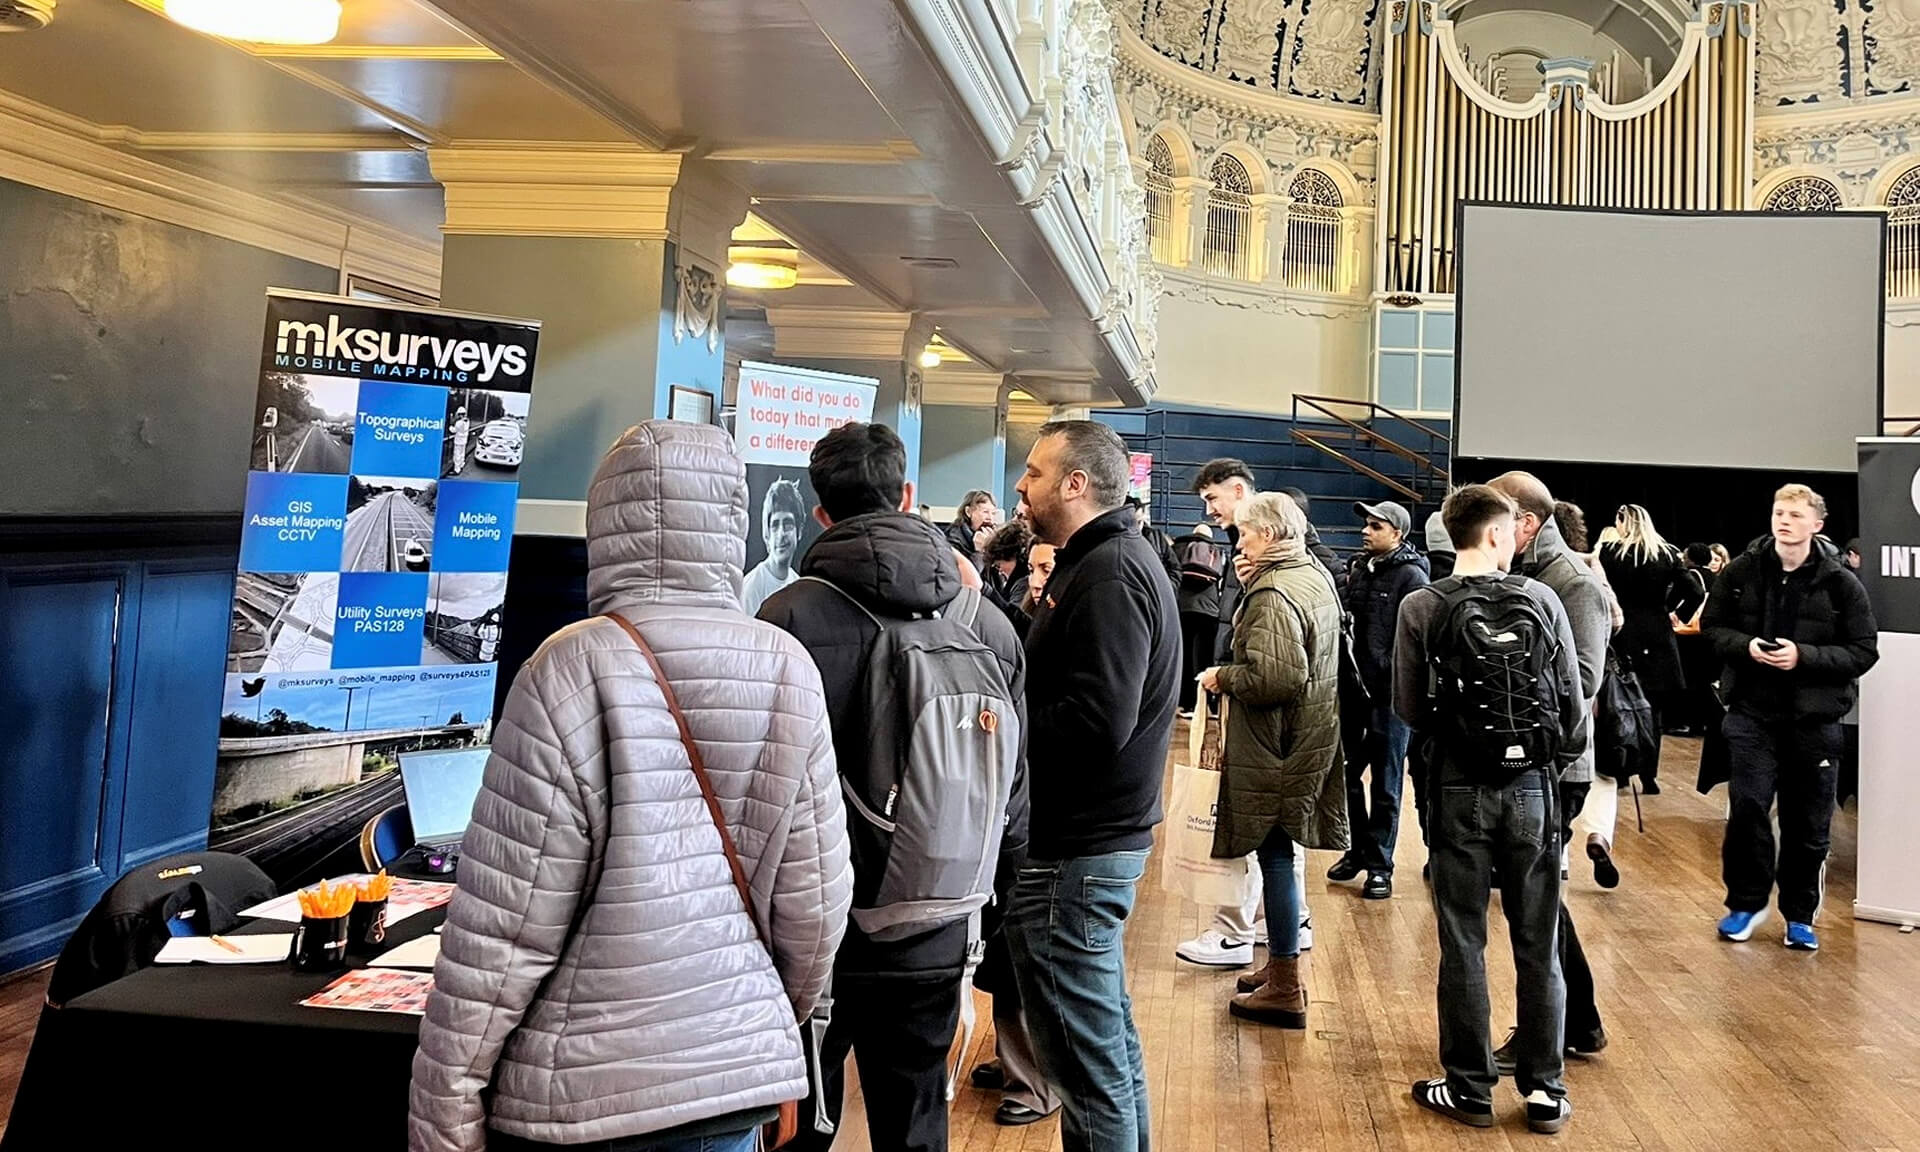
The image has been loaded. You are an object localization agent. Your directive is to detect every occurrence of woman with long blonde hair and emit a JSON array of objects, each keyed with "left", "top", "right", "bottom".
[{"left": 1599, "top": 504, "right": 1687, "bottom": 790}]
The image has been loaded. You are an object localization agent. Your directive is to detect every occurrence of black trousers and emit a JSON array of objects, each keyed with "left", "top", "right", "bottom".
[
  {"left": 1179, "top": 613, "right": 1219, "bottom": 711},
  {"left": 1556, "top": 782, "right": 1602, "bottom": 1044},
  {"left": 1721, "top": 710, "right": 1842, "bottom": 924},
  {"left": 791, "top": 970, "right": 963, "bottom": 1152}
]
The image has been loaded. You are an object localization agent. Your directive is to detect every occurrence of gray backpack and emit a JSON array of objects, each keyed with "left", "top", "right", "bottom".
[{"left": 799, "top": 577, "right": 1019, "bottom": 944}]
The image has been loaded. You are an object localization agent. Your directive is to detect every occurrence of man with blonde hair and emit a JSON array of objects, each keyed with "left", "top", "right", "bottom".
[{"left": 1703, "top": 483, "right": 1878, "bottom": 951}]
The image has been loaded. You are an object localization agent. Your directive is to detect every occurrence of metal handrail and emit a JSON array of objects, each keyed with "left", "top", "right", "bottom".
[
  {"left": 1294, "top": 395, "right": 1452, "bottom": 463},
  {"left": 1288, "top": 395, "right": 1452, "bottom": 506},
  {"left": 1291, "top": 428, "right": 1422, "bottom": 504}
]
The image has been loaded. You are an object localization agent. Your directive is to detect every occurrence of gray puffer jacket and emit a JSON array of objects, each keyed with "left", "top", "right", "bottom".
[{"left": 409, "top": 421, "right": 852, "bottom": 1152}]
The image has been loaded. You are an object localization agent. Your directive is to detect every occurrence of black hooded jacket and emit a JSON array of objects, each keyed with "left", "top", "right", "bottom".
[
  {"left": 759, "top": 511, "right": 1029, "bottom": 976},
  {"left": 1703, "top": 534, "right": 1879, "bottom": 723},
  {"left": 1345, "top": 540, "right": 1431, "bottom": 699}
]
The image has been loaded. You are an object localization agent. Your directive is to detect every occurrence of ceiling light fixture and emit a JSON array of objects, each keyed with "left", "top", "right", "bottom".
[
  {"left": 162, "top": 0, "right": 341, "bottom": 45},
  {"left": 918, "top": 347, "right": 944, "bottom": 369},
  {"left": 726, "top": 246, "right": 800, "bottom": 291}
]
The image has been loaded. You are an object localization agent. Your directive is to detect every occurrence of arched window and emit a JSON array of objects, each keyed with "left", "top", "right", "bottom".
[
  {"left": 1144, "top": 134, "right": 1178, "bottom": 265},
  {"left": 1281, "top": 168, "right": 1344, "bottom": 293},
  {"left": 1203, "top": 153, "right": 1255, "bottom": 280},
  {"left": 1886, "top": 166, "right": 1920, "bottom": 298},
  {"left": 1762, "top": 176, "right": 1843, "bottom": 213}
]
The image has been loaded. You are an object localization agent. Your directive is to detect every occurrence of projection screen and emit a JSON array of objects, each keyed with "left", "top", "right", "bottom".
[{"left": 1455, "top": 204, "right": 1883, "bottom": 473}]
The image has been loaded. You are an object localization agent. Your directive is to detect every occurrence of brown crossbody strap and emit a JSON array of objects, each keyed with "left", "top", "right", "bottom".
[{"left": 601, "top": 612, "right": 766, "bottom": 951}]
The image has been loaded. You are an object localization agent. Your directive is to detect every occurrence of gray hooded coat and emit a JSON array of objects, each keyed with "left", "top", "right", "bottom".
[
  {"left": 408, "top": 421, "right": 852, "bottom": 1152},
  {"left": 1513, "top": 515, "right": 1612, "bottom": 784}
]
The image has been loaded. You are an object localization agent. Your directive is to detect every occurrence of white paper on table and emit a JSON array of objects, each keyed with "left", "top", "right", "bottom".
[
  {"left": 154, "top": 934, "right": 294, "bottom": 964},
  {"left": 367, "top": 934, "right": 441, "bottom": 970}
]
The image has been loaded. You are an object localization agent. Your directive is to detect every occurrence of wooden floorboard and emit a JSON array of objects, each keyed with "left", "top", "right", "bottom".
[{"left": 4, "top": 735, "right": 1917, "bottom": 1149}]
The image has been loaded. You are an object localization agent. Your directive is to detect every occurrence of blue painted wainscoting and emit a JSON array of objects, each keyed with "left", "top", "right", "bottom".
[{"left": 0, "top": 524, "right": 235, "bottom": 975}]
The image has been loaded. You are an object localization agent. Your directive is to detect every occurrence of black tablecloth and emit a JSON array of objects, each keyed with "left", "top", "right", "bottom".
[{"left": 2, "top": 904, "right": 444, "bottom": 1150}]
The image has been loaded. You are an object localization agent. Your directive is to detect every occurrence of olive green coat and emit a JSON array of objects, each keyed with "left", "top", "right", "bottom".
[{"left": 1211, "top": 552, "right": 1349, "bottom": 858}]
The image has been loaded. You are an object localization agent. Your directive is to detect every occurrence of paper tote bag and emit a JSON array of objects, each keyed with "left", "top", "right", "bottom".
[{"left": 1159, "top": 702, "right": 1247, "bottom": 908}]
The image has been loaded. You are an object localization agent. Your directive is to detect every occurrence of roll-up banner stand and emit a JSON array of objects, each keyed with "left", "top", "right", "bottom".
[
  {"left": 209, "top": 290, "right": 541, "bottom": 884},
  {"left": 733, "top": 360, "right": 878, "bottom": 617},
  {"left": 1855, "top": 438, "right": 1920, "bottom": 929}
]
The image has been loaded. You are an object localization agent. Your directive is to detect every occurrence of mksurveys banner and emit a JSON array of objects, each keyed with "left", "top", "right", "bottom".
[
  {"left": 209, "top": 290, "right": 541, "bottom": 881},
  {"left": 1855, "top": 438, "right": 1920, "bottom": 928}
]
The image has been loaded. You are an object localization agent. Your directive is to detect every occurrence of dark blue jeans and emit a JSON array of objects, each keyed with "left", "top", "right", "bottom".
[
  {"left": 1430, "top": 769, "right": 1566, "bottom": 1105},
  {"left": 1008, "top": 849, "right": 1152, "bottom": 1152},
  {"left": 1344, "top": 705, "right": 1411, "bottom": 874},
  {"left": 1255, "top": 824, "right": 1302, "bottom": 958}
]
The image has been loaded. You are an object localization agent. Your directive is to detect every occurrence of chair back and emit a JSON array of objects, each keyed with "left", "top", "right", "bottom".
[
  {"left": 359, "top": 804, "right": 414, "bottom": 872},
  {"left": 45, "top": 851, "right": 276, "bottom": 1006}
]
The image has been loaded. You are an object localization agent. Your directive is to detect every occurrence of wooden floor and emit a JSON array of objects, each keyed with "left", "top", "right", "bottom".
[{"left": 6, "top": 736, "right": 1919, "bottom": 1149}]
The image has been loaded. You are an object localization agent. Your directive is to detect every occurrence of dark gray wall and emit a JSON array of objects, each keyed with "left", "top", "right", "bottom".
[{"left": 0, "top": 178, "right": 338, "bottom": 516}]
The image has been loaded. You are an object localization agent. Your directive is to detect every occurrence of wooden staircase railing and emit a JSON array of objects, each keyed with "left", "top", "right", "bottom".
[{"left": 1288, "top": 396, "right": 1451, "bottom": 506}]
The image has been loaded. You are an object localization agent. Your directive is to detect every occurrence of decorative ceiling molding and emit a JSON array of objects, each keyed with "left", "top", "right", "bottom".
[
  {"left": 702, "top": 141, "right": 925, "bottom": 165},
  {"left": 667, "top": 160, "right": 751, "bottom": 272},
  {"left": 1115, "top": 23, "right": 1379, "bottom": 142},
  {"left": 765, "top": 307, "right": 921, "bottom": 360},
  {"left": 1159, "top": 265, "right": 1370, "bottom": 318},
  {"left": 89, "top": 130, "right": 419, "bottom": 154},
  {"left": 427, "top": 144, "right": 682, "bottom": 238},
  {"left": 1754, "top": 102, "right": 1920, "bottom": 144},
  {"left": 923, "top": 366, "right": 1007, "bottom": 406},
  {"left": 0, "top": 90, "right": 439, "bottom": 293}
]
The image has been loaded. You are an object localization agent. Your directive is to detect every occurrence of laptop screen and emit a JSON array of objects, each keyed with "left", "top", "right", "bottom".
[{"left": 400, "top": 748, "right": 489, "bottom": 845}]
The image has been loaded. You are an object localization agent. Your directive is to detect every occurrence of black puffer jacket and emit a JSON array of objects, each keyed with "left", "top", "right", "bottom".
[
  {"left": 1344, "top": 540, "right": 1431, "bottom": 700},
  {"left": 1703, "top": 535, "right": 1879, "bottom": 723},
  {"left": 759, "top": 511, "right": 1029, "bottom": 976}
]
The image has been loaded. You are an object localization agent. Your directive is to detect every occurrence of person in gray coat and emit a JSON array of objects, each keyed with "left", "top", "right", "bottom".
[
  {"left": 409, "top": 421, "right": 853, "bottom": 1152},
  {"left": 1487, "top": 471, "right": 1614, "bottom": 1064}
]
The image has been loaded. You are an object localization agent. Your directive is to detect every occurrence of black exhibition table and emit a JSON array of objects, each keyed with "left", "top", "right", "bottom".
[{"left": 2, "top": 904, "right": 445, "bottom": 1150}]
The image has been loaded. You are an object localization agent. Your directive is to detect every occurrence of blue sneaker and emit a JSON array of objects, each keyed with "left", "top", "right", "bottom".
[
  {"left": 1718, "top": 908, "right": 1769, "bottom": 941},
  {"left": 1785, "top": 922, "right": 1820, "bottom": 951}
]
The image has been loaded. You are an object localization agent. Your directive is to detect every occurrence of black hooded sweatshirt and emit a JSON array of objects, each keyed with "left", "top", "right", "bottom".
[{"left": 759, "top": 511, "right": 1029, "bottom": 976}]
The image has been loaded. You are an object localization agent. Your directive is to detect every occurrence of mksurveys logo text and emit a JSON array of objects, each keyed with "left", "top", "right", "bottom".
[{"left": 275, "top": 314, "right": 530, "bottom": 384}]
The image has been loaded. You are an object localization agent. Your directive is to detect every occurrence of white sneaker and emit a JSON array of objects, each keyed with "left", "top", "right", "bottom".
[
  {"left": 1174, "top": 929, "right": 1253, "bottom": 967},
  {"left": 1298, "top": 913, "right": 1314, "bottom": 952}
]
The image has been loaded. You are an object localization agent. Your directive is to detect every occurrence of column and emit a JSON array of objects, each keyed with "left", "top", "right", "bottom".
[
  {"left": 1254, "top": 192, "right": 1287, "bottom": 284},
  {"left": 1173, "top": 175, "right": 1210, "bottom": 269},
  {"left": 764, "top": 307, "right": 934, "bottom": 486},
  {"left": 428, "top": 145, "right": 747, "bottom": 513},
  {"left": 919, "top": 365, "right": 1009, "bottom": 508}
]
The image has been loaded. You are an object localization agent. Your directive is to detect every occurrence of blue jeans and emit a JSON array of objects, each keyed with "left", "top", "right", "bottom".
[
  {"left": 1256, "top": 824, "right": 1301, "bottom": 957},
  {"left": 1343, "top": 706, "right": 1410, "bottom": 874},
  {"left": 489, "top": 1129, "right": 756, "bottom": 1152},
  {"left": 1008, "top": 849, "right": 1152, "bottom": 1152}
]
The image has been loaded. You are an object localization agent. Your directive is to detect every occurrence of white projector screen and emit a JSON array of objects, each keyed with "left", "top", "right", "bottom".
[{"left": 1455, "top": 205, "right": 1883, "bottom": 473}]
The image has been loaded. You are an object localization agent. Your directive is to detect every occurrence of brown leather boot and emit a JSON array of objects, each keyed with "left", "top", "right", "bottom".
[
  {"left": 1236, "top": 955, "right": 1278, "bottom": 994},
  {"left": 1228, "top": 953, "right": 1307, "bottom": 1029}
]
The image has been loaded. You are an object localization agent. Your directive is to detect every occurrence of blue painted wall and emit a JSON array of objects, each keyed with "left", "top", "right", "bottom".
[
  {"left": 0, "top": 546, "right": 234, "bottom": 974},
  {"left": 653, "top": 244, "right": 726, "bottom": 422},
  {"left": 921, "top": 404, "right": 1001, "bottom": 506}
]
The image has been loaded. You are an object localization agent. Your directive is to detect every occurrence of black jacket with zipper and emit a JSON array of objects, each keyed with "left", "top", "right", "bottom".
[
  {"left": 759, "top": 511, "right": 1029, "bottom": 977},
  {"left": 1023, "top": 507, "right": 1180, "bottom": 860},
  {"left": 1703, "top": 535, "right": 1879, "bottom": 724},
  {"left": 1345, "top": 540, "right": 1431, "bottom": 701}
]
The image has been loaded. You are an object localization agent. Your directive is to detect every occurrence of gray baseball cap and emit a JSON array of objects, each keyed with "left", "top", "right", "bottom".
[{"left": 1353, "top": 500, "right": 1411, "bottom": 534}]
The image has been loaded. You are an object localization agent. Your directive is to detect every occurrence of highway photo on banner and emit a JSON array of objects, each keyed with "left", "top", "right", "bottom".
[
  {"left": 344, "top": 476, "right": 436, "bottom": 572},
  {"left": 251, "top": 374, "right": 357, "bottom": 474}
]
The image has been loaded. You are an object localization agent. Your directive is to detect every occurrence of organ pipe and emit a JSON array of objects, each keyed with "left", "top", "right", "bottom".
[{"left": 1376, "top": 1, "right": 1757, "bottom": 294}]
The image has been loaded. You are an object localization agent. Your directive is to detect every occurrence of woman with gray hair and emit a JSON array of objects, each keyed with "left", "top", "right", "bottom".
[{"left": 1199, "top": 492, "right": 1348, "bottom": 1028}]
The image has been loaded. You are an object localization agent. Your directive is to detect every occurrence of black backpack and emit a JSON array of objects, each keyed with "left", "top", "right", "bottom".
[
  {"left": 1175, "top": 535, "right": 1224, "bottom": 590},
  {"left": 1423, "top": 575, "right": 1567, "bottom": 786},
  {"left": 1597, "top": 646, "right": 1658, "bottom": 783}
]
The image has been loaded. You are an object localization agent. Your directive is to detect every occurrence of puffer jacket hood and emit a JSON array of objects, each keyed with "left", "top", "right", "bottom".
[
  {"left": 586, "top": 420, "right": 748, "bottom": 616},
  {"left": 1425, "top": 511, "right": 1453, "bottom": 555},
  {"left": 1362, "top": 539, "right": 1428, "bottom": 573},
  {"left": 803, "top": 511, "right": 960, "bottom": 616}
]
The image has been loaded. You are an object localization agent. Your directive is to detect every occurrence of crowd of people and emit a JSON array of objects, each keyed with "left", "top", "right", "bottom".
[{"left": 404, "top": 417, "right": 1881, "bottom": 1152}]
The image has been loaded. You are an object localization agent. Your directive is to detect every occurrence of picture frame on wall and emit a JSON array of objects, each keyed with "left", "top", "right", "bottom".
[{"left": 669, "top": 385, "right": 715, "bottom": 426}]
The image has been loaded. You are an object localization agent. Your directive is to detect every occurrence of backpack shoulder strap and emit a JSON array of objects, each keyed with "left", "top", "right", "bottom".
[
  {"left": 797, "top": 574, "right": 886, "bottom": 631},
  {"left": 601, "top": 612, "right": 768, "bottom": 955},
  {"left": 946, "top": 584, "right": 983, "bottom": 629}
]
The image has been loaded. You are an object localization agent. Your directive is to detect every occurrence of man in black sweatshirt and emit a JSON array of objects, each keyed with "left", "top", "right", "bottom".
[{"left": 1010, "top": 419, "right": 1179, "bottom": 1152}]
